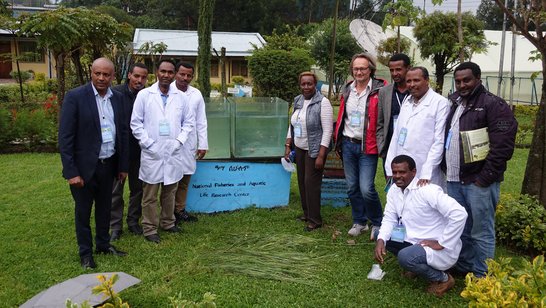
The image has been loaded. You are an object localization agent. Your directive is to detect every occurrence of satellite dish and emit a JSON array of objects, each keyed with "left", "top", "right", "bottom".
[{"left": 349, "top": 19, "right": 397, "bottom": 58}]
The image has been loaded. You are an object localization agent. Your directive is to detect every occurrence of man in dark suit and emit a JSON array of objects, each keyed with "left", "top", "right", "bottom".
[
  {"left": 59, "top": 57, "right": 129, "bottom": 269},
  {"left": 110, "top": 63, "right": 148, "bottom": 240}
]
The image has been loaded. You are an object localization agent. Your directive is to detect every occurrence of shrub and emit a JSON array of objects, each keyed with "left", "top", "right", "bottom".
[
  {"left": 11, "top": 108, "right": 56, "bottom": 148},
  {"left": 496, "top": 194, "right": 546, "bottom": 255},
  {"left": 461, "top": 256, "right": 546, "bottom": 307},
  {"left": 231, "top": 75, "right": 245, "bottom": 85},
  {"left": 10, "top": 70, "right": 32, "bottom": 83},
  {"left": 34, "top": 72, "right": 46, "bottom": 82},
  {"left": 248, "top": 48, "right": 314, "bottom": 102}
]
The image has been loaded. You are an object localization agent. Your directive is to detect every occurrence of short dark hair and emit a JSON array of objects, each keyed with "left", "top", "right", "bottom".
[
  {"left": 128, "top": 63, "right": 148, "bottom": 74},
  {"left": 298, "top": 71, "right": 318, "bottom": 84},
  {"left": 408, "top": 66, "right": 429, "bottom": 80},
  {"left": 454, "top": 61, "right": 481, "bottom": 79},
  {"left": 389, "top": 53, "right": 411, "bottom": 67},
  {"left": 175, "top": 61, "right": 194, "bottom": 74},
  {"left": 157, "top": 59, "right": 176, "bottom": 70},
  {"left": 392, "top": 155, "right": 416, "bottom": 171}
]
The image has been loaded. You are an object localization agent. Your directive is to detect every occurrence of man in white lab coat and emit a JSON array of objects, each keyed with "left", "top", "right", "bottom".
[
  {"left": 385, "top": 67, "right": 448, "bottom": 188},
  {"left": 172, "top": 62, "right": 208, "bottom": 224},
  {"left": 374, "top": 155, "right": 467, "bottom": 297},
  {"left": 131, "top": 59, "right": 195, "bottom": 243}
]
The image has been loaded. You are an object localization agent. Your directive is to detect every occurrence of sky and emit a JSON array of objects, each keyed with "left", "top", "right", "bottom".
[{"left": 415, "top": 0, "right": 482, "bottom": 13}]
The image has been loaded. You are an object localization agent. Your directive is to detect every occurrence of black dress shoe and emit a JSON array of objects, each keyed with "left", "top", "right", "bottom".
[
  {"left": 128, "top": 224, "right": 143, "bottom": 235},
  {"left": 110, "top": 229, "right": 122, "bottom": 241},
  {"left": 80, "top": 255, "right": 96, "bottom": 269},
  {"left": 304, "top": 223, "right": 322, "bottom": 232},
  {"left": 175, "top": 210, "right": 198, "bottom": 224},
  {"left": 96, "top": 245, "right": 127, "bottom": 257},
  {"left": 145, "top": 234, "right": 161, "bottom": 243},
  {"left": 164, "top": 225, "right": 181, "bottom": 233}
]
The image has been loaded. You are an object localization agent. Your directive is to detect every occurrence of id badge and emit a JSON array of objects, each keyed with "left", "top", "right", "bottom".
[
  {"left": 445, "top": 130, "right": 453, "bottom": 150},
  {"left": 294, "top": 122, "right": 303, "bottom": 137},
  {"left": 101, "top": 124, "right": 113, "bottom": 143},
  {"left": 159, "top": 120, "right": 170, "bottom": 136},
  {"left": 397, "top": 127, "right": 408, "bottom": 146},
  {"left": 350, "top": 111, "right": 361, "bottom": 127},
  {"left": 392, "top": 115, "right": 399, "bottom": 131},
  {"left": 391, "top": 223, "right": 406, "bottom": 243}
]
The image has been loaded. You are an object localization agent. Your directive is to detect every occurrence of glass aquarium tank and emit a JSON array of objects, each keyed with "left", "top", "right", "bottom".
[
  {"left": 204, "top": 98, "right": 231, "bottom": 159},
  {"left": 230, "top": 97, "right": 289, "bottom": 158},
  {"left": 202, "top": 97, "right": 289, "bottom": 159}
]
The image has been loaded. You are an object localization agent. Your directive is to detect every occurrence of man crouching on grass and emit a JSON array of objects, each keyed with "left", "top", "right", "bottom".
[{"left": 374, "top": 155, "right": 467, "bottom": 297}]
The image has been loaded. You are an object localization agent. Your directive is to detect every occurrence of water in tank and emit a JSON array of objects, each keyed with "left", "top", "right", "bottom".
[
  {"left": 230, "top": 97, "right": 289, "bottom": 158},
  {"left": 204, "top": 98, "right": 231, "bottom": 159}
]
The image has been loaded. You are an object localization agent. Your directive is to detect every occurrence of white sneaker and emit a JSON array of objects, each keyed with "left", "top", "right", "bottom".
[
  {"left": 370, "top": 225, "right": 380, "bottom": 241},
  {"left": 348, "top": 224, "right": 369, "bottom": 236}
]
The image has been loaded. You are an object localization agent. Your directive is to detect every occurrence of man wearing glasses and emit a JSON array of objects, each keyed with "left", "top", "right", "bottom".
[{"left": 334, "top": 52, "right": 386, "bottom": 239}]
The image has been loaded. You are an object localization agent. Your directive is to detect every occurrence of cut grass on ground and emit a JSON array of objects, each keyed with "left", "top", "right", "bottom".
[{"left": 0, "top": 150, "right": 529, "bottom": 307}]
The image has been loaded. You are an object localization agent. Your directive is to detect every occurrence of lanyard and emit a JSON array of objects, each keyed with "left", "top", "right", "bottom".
[{"left": 395, "top": 91, "right": 408, "bottom": 108}]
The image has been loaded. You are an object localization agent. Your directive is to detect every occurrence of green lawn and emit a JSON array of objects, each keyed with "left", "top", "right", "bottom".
[{"left": 0, "top": 150, "right": 529, "bottom": 307}]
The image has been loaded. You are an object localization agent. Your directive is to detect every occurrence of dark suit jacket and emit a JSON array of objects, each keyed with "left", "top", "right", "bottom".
[
  {"left": 112, "top": 83, "right": 141, "bottom": 161},
  {"left": 59, "top": 82, "right": 129, "bottom": 182}
]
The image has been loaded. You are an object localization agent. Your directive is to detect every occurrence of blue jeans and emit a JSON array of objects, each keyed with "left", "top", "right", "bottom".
[
  {"left": 342, "top": 139, "right": 383, "bottom": 226},
  {"left": 447, "top": 181, "right": 500, "bottom": 277},
  {"left": 387, "top": 241, "right": 446, "bottom": 282}
]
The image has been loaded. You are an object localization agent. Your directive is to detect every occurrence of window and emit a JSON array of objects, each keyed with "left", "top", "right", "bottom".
[
  {"left": 18, "top": 41, "right": 44, "bottom": 63},
  {"left": 210, "top": 60, "right": 219, "bottom": 77},
  {"left": 231, "top": 60, "right": 248, "bottom": 77}
]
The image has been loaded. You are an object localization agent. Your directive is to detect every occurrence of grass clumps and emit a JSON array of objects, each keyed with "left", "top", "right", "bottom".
[{"left": 200, "top": 233, "right": 333, "bottom": 285}]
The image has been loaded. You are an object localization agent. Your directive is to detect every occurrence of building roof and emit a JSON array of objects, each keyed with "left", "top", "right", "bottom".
[{"left": 133, "top": 29, "right": 266, "bottom": 57}]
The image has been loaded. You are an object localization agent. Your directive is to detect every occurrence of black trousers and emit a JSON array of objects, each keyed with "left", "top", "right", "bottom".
[
  {"left": 295, "top": 147, "right": 324, "bottom": 225},
  {"left": 70, "top": 157, "right": 116, "bottom": 257},
  {"left": 110, "top": 154, "right": 142, "bottom": 230},
  {"left": 386, "top": 240, "right": 413, "bottom": 256}
]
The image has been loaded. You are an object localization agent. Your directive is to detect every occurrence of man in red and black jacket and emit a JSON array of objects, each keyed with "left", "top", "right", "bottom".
[{"left": 334, "top": 52, "right": 386, "bottom": 239}]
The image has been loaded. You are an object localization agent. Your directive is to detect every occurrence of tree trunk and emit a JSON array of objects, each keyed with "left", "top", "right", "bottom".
[
  {"left": 434, "top": 55, "right": 445, "bottom": 93},
  {"left": 521, "top": 52, "right": 546, "bottom": 208},
  {"left": 12, "top": 37, "right": 24, "bottom": 104},
  {"left": 56, "top": 52, "right": 66, "bottom": 107},
  {"left": 70, "top": 49, "right": 85, "bottom": 86},
  {"left": 197, "top": 0, "right": 215, "bottom": 98},
  {"left": 457, "top": 0, "right": 464, "bottom": 62}
]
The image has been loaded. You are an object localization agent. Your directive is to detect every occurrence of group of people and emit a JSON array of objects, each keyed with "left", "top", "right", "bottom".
[
  {"left": 286, "top": 52, "right": 517, "bottom": 297},
  {"left": 59, "top": 52, "right": 517, "bottom": 297},
  {"left": 59, "top": 58, "right": 208, "bottom": 270}
]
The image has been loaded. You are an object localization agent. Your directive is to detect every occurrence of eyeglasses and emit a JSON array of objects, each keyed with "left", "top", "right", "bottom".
[{"left": 352, "top": 67, "right": 369, "bottom": 72}]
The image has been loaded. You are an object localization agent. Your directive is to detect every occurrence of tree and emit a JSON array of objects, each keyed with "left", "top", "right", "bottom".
[
  {"left": 477, "top": 0, "right": 513, "bottom": 30},
  {"left": 248, "top": 29, "right": 313, "bottom": 101},
  {"left": 376, "top": 36, "right": 411, "bottom": 66},
  {"left": 413, "top": 11, "right": 488, "bottom": 92},
  {"left": 135, "top": 41, "right": 168, "bottom": 72},
  {"left": 197, "top": 0, "right": 215, "bottom": 98},
  {"left": 351, "top": 0, "right": 389, "bottom": 25},
  {"left": 20, "top": 8, "right": 85, "bottom": 105},
  {"left": 309, "top": 18, "right": 362, "bottom": 95},
  {"left": 381, "top": 0, "right": 421, "bottom": 53},
  {"left": 248, "top": 49, "right": 314, "bottom": 101},
  {"left": 493, "top": 0, "right": 546, "bottom": 206}
]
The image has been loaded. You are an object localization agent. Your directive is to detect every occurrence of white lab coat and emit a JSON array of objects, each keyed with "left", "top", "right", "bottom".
[
  {"left": 378, "top": 177, "right": 467, "bottom": 271},
  {"left": 170, "top": 83, "right": 208, "bottom": 175},
  {"left": 131, "top": 82, "right": 195, "bottom": 185},
  {"left": 385, "top": 88, "right": 448, "bottom": 186}
]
